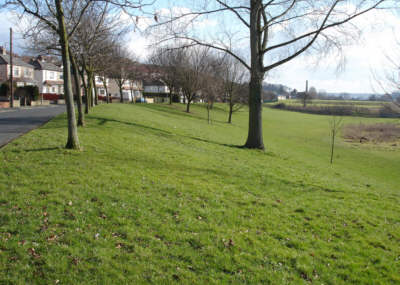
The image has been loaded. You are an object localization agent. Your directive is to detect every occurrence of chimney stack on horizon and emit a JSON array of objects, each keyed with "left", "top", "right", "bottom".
[{"left": 0, "top": 46, "right": 6, "bottom": 55}]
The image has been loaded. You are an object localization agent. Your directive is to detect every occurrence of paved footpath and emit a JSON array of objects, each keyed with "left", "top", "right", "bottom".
[{"left": 0, "top": 105, "right": 65, "bottom": 148}]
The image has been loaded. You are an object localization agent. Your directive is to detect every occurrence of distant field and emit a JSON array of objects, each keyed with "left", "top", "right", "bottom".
[
  {"left": 277, "top": 99, "right": 385, "bottom": 106},
  {"left": 267, "top": 99, "right": 400, "bottom": 117},
  {"left": 0, "top": 103, "right": 399, "bottom": 284}
]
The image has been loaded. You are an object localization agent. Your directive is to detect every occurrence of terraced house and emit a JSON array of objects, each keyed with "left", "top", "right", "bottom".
[{"left": 0, "top": 46, "right": 36, "bottom": 87}]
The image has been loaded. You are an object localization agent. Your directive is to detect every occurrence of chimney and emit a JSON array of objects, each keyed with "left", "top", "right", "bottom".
[{"left": 0, "top": 46, "right": 6, "bottom": 55}]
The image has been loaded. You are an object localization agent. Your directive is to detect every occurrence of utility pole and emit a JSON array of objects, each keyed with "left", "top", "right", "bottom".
[{"left": 9, "top": 28, "right": 14, "bottom": 108}]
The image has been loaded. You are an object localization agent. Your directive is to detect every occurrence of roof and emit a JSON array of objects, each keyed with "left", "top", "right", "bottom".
[
  {"left": 143, "top": 79, "right": 167, "bottom": 87},
  {"left": 44, "top": 80, "right": 63, "bottom": 85},
  {"left": 0, "top": 54, "right": 34, "bottom": 69},
  {"left": 31, "top": 59, "right": 62, "bottom": 72}
]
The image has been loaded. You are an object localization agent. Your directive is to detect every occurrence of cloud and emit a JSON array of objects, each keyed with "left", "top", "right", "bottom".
[{"left": 268, "top": 8, "right": 400, "bottom": 93}]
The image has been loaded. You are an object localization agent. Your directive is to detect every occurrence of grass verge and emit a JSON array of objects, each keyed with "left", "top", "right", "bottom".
[{"left": 0, "top": 103, "right": 399, "bottom": 284}]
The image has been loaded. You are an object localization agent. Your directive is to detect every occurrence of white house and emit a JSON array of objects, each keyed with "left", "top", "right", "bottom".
[
  {"left": 143, "top": 79, "right": 169, "bottom": 103},
  {"left": 278, "top": 95, "right": 289, "bottom": 101},
  {"left": 94, "top": 75, "right": 109, "bottom": 98},
  {"left": 30, "top": 56, "right": 63, "bottom": 98},
  {"left": 108, "top": 78, "right": 143, "bottom": 102}
]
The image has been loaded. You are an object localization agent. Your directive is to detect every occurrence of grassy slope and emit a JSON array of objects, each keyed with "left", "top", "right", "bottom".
[{"left": 0, "top": 103, "right": 399, "bottom": 284}]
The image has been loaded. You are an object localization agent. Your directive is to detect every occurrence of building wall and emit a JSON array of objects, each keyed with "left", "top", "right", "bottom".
[
  {"left": 36, "top": 69, "right": 63, "bottom": 95},
  {"left": 8, "top": 65, "right": 35, "bottom": 81},
  {"left": 0, "top": 64, "right": 35, "bottom": 84},
  {"left": 43, "top": 70, "right": 62, "bottom": 81},
  {"left": 0, "top": 65, "right": 7, "bottom": 83},
  {"left": 144, "top": 85, "right": 169, "bottom": 94},
  {"left": 34, "top": 70, "right": 44, "bottom": 93}
]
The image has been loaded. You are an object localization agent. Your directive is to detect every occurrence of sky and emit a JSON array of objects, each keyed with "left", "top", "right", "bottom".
[{"left": 1, "top": 4, "right": 399, "bottom": 95}]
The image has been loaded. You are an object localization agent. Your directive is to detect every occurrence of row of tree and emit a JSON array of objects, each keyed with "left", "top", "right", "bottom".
[
  {"left": 149, "top": 46, "right": 248, "bottom": 123},
  {"left": 2, "top": 0, "right": 149, "bottom": 149},
  {"left": 1, "top": 0, "right": 396, "bottom": 151}
]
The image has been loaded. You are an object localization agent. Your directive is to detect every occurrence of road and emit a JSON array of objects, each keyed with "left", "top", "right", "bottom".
[{"left": 0, "top": 105, "right": 65, "bottom": 148}]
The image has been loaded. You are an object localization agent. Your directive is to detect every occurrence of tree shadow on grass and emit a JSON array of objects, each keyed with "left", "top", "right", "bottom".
[
  {"left": 23, "top": 147, "right": 60, "bottom": 152},
  {"left": 139, "top": 104, "right": 227, "bottom": 124},
  {"left": 90, "top": 116, "right": 243, "bottom": 149},
  {"left": 91, "top": 116, "right": 173, "bottom": 137},
  {"left": 185, "top": 135, "right": 243, "bottom": 149}
]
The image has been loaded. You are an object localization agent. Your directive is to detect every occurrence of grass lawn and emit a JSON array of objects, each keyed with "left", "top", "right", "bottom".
[{"left": 0, "top": 103, "right": 399, "bottom": 284}]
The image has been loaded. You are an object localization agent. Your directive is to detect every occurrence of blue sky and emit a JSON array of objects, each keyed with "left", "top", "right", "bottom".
[{"left": 1, "top": 3, "right": 399, "bottom": 94}]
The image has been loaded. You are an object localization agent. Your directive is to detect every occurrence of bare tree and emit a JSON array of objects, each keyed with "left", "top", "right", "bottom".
[
  {"left": 2, "top": 0, "right": 150, "bottom": 148},
  {"left": 3, "top": 0, "right": 155, "bottom": 148},
  {"left": 69, "top": 51, "right": 85, "bottom": 126},
  {"left": 202, "top": 54, "right": 224, "bottom": 124},
  {"left": 109, "top": 45, "right": 132, "bottom": 103},
  {"left": 330, "top": 116, "right": 343, "bottom": 164},
  {"left": 220, "top": 55, "right": 248, "bottom": 123},
  {"left": 70, "top": 3, "right": 121, "bottom": 110},
  {"left": 175, "top": 47, "right": 211, "bottom": 113},
  {"left": 125, "top": 57, "right": 141, "bottom": 103},
  {"left": 153, "top": 0, "right": 392, "bottom": 149},
  {"left": 149, "top": 47, "right": 182, "bottom": 104},
  {"left": 2, "top": 0, "right": 87, "bottom": 148},
  {"left": 372, "top": 33, "right": 400, "bottom": 108}
]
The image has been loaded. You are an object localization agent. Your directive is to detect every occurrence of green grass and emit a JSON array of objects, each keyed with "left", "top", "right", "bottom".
[{"left": 0, "top": 103, "right": 399, "bottom": 284}]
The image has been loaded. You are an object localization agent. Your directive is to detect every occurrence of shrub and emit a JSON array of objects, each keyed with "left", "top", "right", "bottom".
[
  {"left": 343, "top": 123, "right": 400, "bottom": 143},
  {"left": 269, "top": 102, "right": 399, "bottom": 118},
  {"left": 0, "top": 82, "right": 16, "bottom": 97},
  {"left": 15, "top": 85, "right": 40, "bottom": 101}
]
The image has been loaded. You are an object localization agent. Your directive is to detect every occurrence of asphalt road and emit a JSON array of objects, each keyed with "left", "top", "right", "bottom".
[{"left": 0, "top": 105, "right": 65, "bottom": 148}]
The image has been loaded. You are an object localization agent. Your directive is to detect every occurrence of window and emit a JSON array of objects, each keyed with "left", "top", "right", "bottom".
[
  {"left": 49, "top": 71, "right": 55, "bottom": 80},
  {"left": 13, "top": 67, "right": 19, "bottom": 77},
  {"left": 59, "top": 73, "right": 63, "bottom": 80},
  {"left": 99, "top": 89, "right": 105, "bottom": 95},
  {"left": 52, "top": 86, "right": 56, "bottom": 93},
  {"left": 24, "top": 68, "right": 31, "bottom": 77}
]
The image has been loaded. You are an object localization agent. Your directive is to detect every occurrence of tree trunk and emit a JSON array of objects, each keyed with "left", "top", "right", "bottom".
[
  {"left": 78, "top": 67, "right": 88, "bottom": 114},
  {"left": 330, "top": 129, "right": 335, "bottom": 164},
  {"left": 103, "top": 76, "right": 109, "bottom": 104},
  {"left": 244, "top": 74, "right": 264, "bottom": 149},
  {"left": 86, "top": 70, "right": 93, "bottom": 112},
  {"left": 70, "top": 52, "right": 84, "bottom": 126},
  {"left": 244, "top": 0, "right": 264, "bottom": 150},
  {"left": 90, "top": 74, "right": 95, "bottom": 107},
  {"left": 130, "top": 86, "right": 134, "bottom": 103},
  {"left": 207, "top": 104, "right": 211, "bottom": 124},
  {"left": 93, "top": 76, "right": 98, "bottom": 106},
  {"left": 119, "top": 84, "right": 124, "bottom": 103},
  {"left": 55, "top": 0, "right": 80, "bottom": 150},
  {"left": 169, "top": 89, "right": 173, "bottom": 104},
  {"left": 186, "top": 99, "right": 191, "bottom": 112},
  {"left": 228, "top": 101, "right": 233, "bottom": 124}
]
